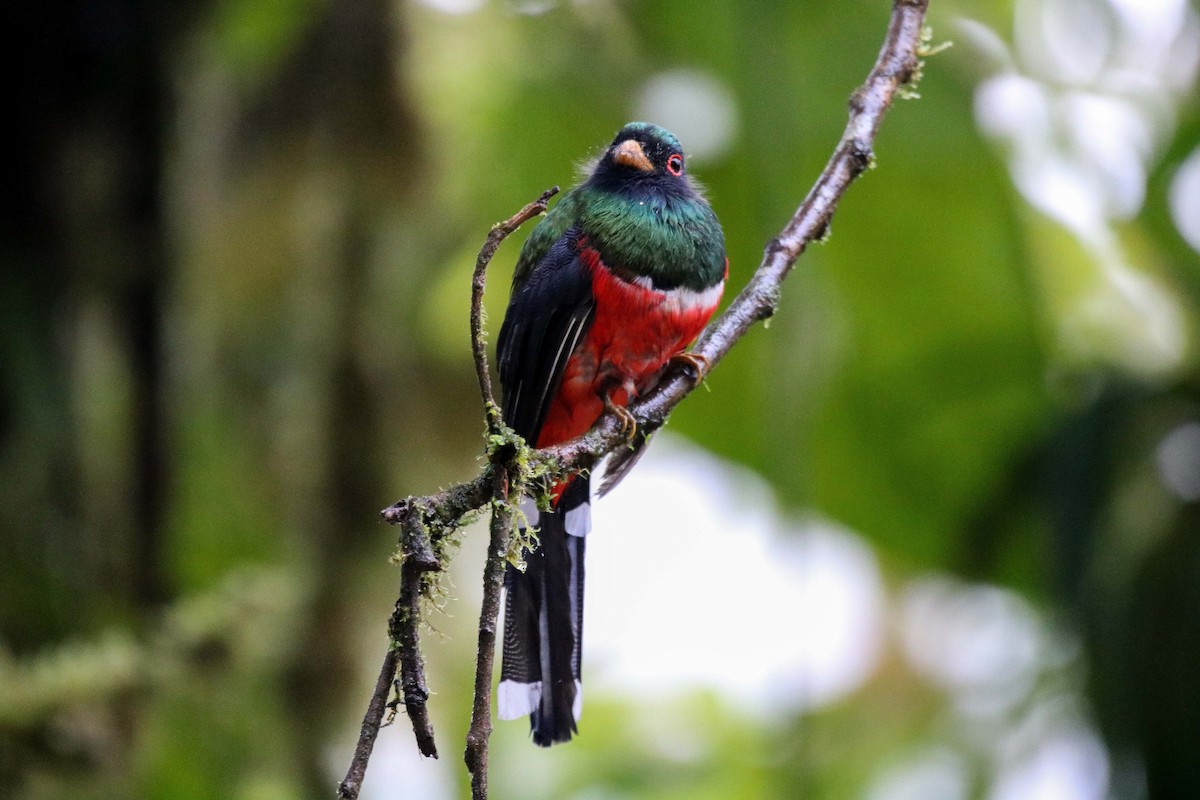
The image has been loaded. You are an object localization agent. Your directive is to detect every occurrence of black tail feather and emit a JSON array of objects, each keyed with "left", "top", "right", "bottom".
[
  {"left": 500, "top": 477, "right": 589, "bottom": 746},
  {"left": 533, "top": 514, "right": 578, "bottom": 745}
]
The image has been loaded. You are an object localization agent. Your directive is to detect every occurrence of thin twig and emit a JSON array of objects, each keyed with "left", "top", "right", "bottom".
[
  {"left": 471, "top": 186, "right": 560, "bottom": 421},
  {"left": 464, "top": 468, "right": 514, "bottom": 799},
  {"left": 337, "top": 647, "right": 400, "bottom": 799},
  {"left": 348, "top": 0, "right": 930, "bottom": 794}
]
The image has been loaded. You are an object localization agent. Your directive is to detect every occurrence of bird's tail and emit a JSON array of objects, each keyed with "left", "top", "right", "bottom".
[{"left": 498, "top": 477, "right": 589, "bottom": 746}]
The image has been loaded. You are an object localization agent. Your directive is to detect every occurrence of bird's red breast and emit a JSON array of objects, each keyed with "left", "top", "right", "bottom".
[{"left": 535, "top": 241, "right": 725, "bottom": 450}]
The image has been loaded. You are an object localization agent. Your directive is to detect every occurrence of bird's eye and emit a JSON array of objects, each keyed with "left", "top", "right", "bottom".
[{"left": 666, "top": 153, "right": 684, "bottom": 176}]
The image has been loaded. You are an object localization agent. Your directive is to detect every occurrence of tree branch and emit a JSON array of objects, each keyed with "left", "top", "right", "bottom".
[
  {"left": 464, "top": 468, "right": 514, "bottom": 799},
  {"left": 346, "top": 0, "right": 930, "bottom": 795},
  {"left": 470, "top": 186, "right": 561, "bottom": 423},
  {"left": 337, "top": 647, "right": 400, "bottom": 800},
  {"left": 394, "top": 546, "right": 439, "bottom": 758}
]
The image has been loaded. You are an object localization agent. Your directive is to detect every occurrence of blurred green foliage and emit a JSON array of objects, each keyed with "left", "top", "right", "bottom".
[{"left": 3, "top": 0, "right": 1199, "bottom": 798}]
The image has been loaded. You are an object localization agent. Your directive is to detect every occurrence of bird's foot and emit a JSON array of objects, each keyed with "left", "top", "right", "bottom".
[
  {"left": 671, "top": 352, "right": 710, "bottom": 386},
  {"left": 604, "top": 394, "right": 638, "bottom": 444}
]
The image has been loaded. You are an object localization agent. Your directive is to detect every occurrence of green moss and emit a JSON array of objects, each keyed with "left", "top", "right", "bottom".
[{"left": 899, "top": 26, "right": 952, "bottom": 101}]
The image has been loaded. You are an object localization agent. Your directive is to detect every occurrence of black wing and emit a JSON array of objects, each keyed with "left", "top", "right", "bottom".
[{"left": 497, "top": 228, "right": 596, "bottom": 443}]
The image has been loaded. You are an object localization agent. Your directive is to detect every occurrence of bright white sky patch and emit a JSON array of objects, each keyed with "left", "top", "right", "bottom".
[
  {"left": 1169, "top": 147, "right": 1200, "bottom": 254},
  {"left": 342, "top": 728, "right": 455, "bottom": 800},
  {"left": 866, "top": 746, "right": 971, "bottom": 800},
  {"left": 900, "top": 578, "right": 1045, "bottom": 719},
  {"left": 585, "top": 434, "right": 884, "bottom": 716},
  {"left": 416, "top": 0, "right": 485, "bottom": 14},
  {"left": 1015, "top": 0, "right": 1112, "bottom": 85},
  {"left": 966, "top": 0, "right": 1200, "bottom": 378},
  {"left": 633, "top": 70, "right": 739, "bottom": 164},
  {"left": 989, "top": 726, "right": 1111, "bottom": 800},
  {"left": 1155, "top": 421, "right": 1200, "bottom": 501}
]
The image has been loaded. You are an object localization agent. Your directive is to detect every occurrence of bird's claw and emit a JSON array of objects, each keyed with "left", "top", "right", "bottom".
[
  {"left": 671, "top": 352, "right": 710, "bottom": 386},
  {"left": 604, "top": 394, "right": 638, "bottom": 444}
]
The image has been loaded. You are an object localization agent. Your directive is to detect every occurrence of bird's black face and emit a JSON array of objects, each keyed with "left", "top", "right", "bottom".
[{"left": 592, "top": 123, "right": 688, "bottom": 189}]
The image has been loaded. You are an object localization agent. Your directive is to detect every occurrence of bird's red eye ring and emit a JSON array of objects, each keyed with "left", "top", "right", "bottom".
[{"left": 666, "top": 153, "right": 684, "bottom": 176}]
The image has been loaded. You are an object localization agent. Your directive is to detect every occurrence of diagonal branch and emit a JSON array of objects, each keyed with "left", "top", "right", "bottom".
[
  {"left": 337, "top": 647, "right": 400, "bottom": 800},
  {"left": 344, "top": 0, "right": 930, "bottom": 796}
]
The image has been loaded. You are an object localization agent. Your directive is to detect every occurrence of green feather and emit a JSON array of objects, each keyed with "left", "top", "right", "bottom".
[
  {"left": 575, "top": 185, "right": 724, "bottom": 292},
  {"left": 513, "top": 180, "right": 724, "bottom": 293}
]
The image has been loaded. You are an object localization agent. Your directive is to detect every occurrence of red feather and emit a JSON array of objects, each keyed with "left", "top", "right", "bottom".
[{"left": 535, "top": 243, "right": 723, "bottom": 450}]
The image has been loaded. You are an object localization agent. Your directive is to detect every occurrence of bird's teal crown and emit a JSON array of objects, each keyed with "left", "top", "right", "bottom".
[{"left": 615, "top": 122, "right": 682, "bottom": 154}]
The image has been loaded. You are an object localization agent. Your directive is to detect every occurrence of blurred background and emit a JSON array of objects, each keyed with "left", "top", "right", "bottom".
[{"left": 4, "top": 0, "right": 1199, "bottom": 797}]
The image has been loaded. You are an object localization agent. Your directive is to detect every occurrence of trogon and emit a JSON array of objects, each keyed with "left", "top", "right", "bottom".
[{"left": 496, "top": 122, "right": 727, "bottom": 745}]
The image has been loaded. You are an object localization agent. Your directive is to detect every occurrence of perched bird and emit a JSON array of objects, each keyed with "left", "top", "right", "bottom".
[{"left": 496, "top": 122, "right": 727, "bottom": 745}]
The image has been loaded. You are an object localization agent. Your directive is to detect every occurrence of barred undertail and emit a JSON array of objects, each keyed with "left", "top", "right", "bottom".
[{"left": 498, "top": 477, "right": 590, "bottom": 746}]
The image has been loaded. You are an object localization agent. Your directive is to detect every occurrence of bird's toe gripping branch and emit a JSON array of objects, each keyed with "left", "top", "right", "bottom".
[
  {"left": 602, "top": 392, "right": 639, "bottom": 444},
  {"left": 669, "top": 351, "right": 711, "bottom": 387}
]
